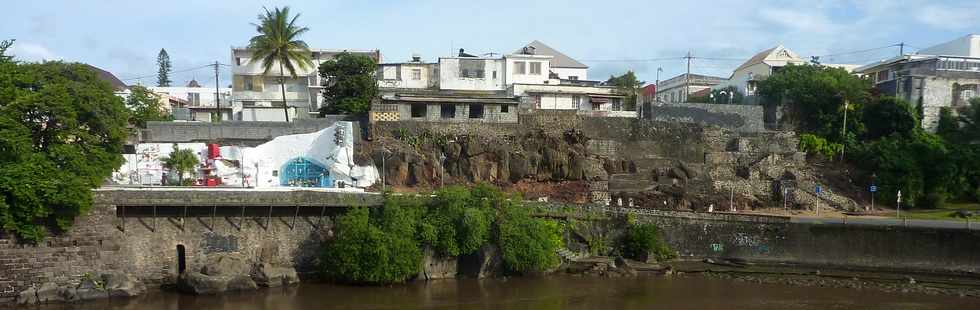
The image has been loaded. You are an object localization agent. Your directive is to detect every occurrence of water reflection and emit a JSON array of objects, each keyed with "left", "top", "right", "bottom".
[{"left": 23, "top": 275, "right": 980, "bottom": 310}]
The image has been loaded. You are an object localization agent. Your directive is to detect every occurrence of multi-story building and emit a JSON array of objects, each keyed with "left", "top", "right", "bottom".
[
  {"left": 717, "top": 45, "right": 805, "bottom": 104},
  {"left": 656, "top": 73, "right": 727, "bottom": 103},
  {"left": 373, "top": 41, "right": 631, "bottom": 123},
  {"left": 147, "top": 80, "right": 233, "bottom": 122},
  {"left": 855, "top": 34, "right": 980, "bottom": 131},
  {"left": 230, "top": 47, "right": 381, "bottom": 121}
]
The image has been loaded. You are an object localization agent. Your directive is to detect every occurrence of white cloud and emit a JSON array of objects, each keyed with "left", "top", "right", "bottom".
[
  {"left": 9, "top": 42, "right": 59, "bottom": 61},
  {"left": 915, "top": 5, "right": 980, "bottom": 30},
  {"left": 758, "top": 8, "right": 836, "bottom": 33}
]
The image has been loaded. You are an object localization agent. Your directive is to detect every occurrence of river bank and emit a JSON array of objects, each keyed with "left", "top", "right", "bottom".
[{"left": 5, "top": 274, "right": 979, "bottom": 310}]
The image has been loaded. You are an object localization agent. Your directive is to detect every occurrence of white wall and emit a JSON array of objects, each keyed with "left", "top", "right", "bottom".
[
  {"left": 240, "top": 107, "right": 297, "bottom": 122},
  {"left": 505, "top": 55, "right": 552, "bottom": 85},
  {"left": 148, "top": 86, "right": 232, "bottom": 107},
  {"left": 551, "top": 67, "right": 588, "bottom": 80},
  {"left": 377, "top": 63, "right": 437, "bottom": 89},
  {"left": 439, "top": 58, "right": 505, "bottom": 91}
]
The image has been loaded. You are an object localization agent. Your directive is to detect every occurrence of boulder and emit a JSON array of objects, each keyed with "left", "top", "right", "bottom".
[
  {"left": 75, "top": 277, "right": 108, "bottom": 300},
  {"left": 227, "top": 275, "right": 258, "bottom": 291},
  {"left": 58, "top": 286, "right": 78, "bottom": 302},
  {"left": 418, "top": 247, "right": 458, "bottom": 280},
  {"left": 251, "top": 263, "right": 300, "bottom": 287},
  {"left": 202, "top": 253, "right": 250, "bottom": 276},
  {"left": 35, "top": 282, "right": 63, "bottom": 303},
  {"left": 102, "top": 272, "right": 146, "bottom": 297},
  {"left": 177, "top": 272, "right": 230, "bottom": 295},
  {"left": 16, "top": 286, "right": 37, "bottom": 305}
]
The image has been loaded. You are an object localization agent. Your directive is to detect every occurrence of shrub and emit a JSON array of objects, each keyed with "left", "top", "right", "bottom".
[
  {"left": 798, "top": 134, "right": 842, "bottom": 159},
  {"left": 320, "top": 207, "right": 422, "bottom": 284},
  {"left": 915, "top": 191, "right": 947, "bottom": 210},
  {"left": 621, "top": 223, "right": 675, "bottom": 262},
  {"left": 419, "top": 185, "right": 495, "bottom": 257},
  {"left": 495, "top": 204, "right": 560, "bottom": 274}
]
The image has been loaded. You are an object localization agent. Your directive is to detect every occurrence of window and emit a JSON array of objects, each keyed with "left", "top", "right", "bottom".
[
  {"left": 411, "top": 68, "right": 422, "bottom": 80},
  {"left": 501, "top": 104, "right": 509, "bottom": 113},
  {"left": 568, "top": 76, "right": 579, "bottom": 81},
  {"left": 531, "top": 95, "right": 541, "bottom": 108},
  {"left": 440, "top": 104, "right": 456, "bottom": 119},
  {"left": 244, "top": 77, "right": 254, "bottom": 91},
  {"left": 235, "top": 57, "right": 242, "bottom": 66},
  {"left": 382, "top": 65, "right": 399, "bottom": 80},
  {"left": 573, "top": 95, "right": 581, "bottom": 109},
  {"left": 612, "top": 98, "right": 623, "bottom": 111},
  {"left": 187, "top": 93, "right": 200, "bottom": 106},
  {"left": 492, "top": 70, "right": 497, "bottom": 79},
  {"left": 241, "top": 101, "right": 255, "bottom": 107},
  {"left": 459, "top": 59, "right": 485, "bottom": 78},
  {"left": 530, "top": 62, "right": 541, "bottom": 75},
  {"left": 286, "top": 82, "right": 304, "bottom": 92},
  {"left": 410, "top": 103, "right": 426, "bottom": 118},
  {"left": 514, "top": 61, "right": 526, "bottom": 74},
  {"left": 469, "top": 104, "right": 484, "bottom": 119}
]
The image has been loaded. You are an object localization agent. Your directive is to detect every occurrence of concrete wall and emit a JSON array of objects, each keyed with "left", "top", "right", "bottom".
[
  {"left": 638, "top": 210, "right": 980, "bottom": 274},
  {"left": 644, "top": 103, "right": 765, "bottom": 132},
  {"left": 505, "top": 55, "right": 552, "bottom": 85},
  {"left": 142, "top": 117, "right": 356, "bottom": 145},
  {"left": 439, "top": 58, "right": 506, "bottom": 91},
  {"left": 394, "top": 103, "right": 518, "bottom": 123}
]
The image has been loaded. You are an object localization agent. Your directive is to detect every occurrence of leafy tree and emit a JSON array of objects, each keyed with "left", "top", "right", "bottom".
[
  {"left": 161, "top": 145, "right": 198, "bottom": 185},
  {"left": 863, "top": 97, "right": 918, "bottom": 140},
  {"left": 851, "top": 131, "right": 953, "bottom": 208},
  {"left": 0, "top": 61, "right": 129, "bottom": 242},
  {"left": 418, "top": 185, "right": 496, "bottom": 257},
  {"left": 936, "top": 107, "right": 959, "bottom": 141},
  {"left": 318, "top": 52, "right": 378, "bottom": 115},
  {"left": 320, "top": 206, "right": 422, "bottom": 284},
  {"left": 756, "top": 64, "right": 871, "bottom": 141},
  {"left": 247, "top": 6, "right": 314, "bottom": 122},
  {"left": 495, "top": 204, "right": 560, "bottom": 274},
  {"left": 125, "top": 85, "right": 168, "bottom": 127},
  {"left": 605, "top": 71, "right": 644, "bottom": 111},
  {"left": 0, "top": 39, "right": 13, "bottom": 62},
  {"left": 621, "top": 223, "right": 674, "bottom": 262},
  {"left": 156, "top": 49, "right": 172, "bottom": 87},
  {"left": 798, "top": 134, "right": 842, "bottom": 159},
  {"left": 954, "top": 98, "right": 980, "bottom": 144}
]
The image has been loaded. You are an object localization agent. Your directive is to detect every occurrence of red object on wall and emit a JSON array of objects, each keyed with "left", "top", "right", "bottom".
[
  {"left": 207, "top": 144, "right": 220, "bottom": 159},
  {"left": 206, "top": 178, "right": 221, "bottom": 187}
]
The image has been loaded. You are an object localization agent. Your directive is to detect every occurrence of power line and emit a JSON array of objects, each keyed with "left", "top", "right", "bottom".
[
  {"left": 119, "top": 63, "right": 224, "bottom": 81},
  {"left": 579, "top": 56, "right": 685, "bottom": 62}
]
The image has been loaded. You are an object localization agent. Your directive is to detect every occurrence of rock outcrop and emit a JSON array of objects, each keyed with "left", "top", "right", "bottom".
[
  {"left": 16, "top": 272, "right": 145, "bottom": 305},
  {"left": 178, "top": 253, "right": 297, "bottom": 294},
  {"left": 418, "top": 247, "right": 458, "bottom": 280}
]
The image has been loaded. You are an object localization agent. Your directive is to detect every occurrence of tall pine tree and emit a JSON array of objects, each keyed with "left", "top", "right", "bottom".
[{"left": 157, "top": 48, "right": 172, "bottom": 87}]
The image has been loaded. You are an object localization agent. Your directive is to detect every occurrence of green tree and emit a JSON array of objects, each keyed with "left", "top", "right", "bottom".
[
  {"left": 161, "top": 145, "right": 198, "bottom": 185},
  {"left": 756, "top": 64, "right": 871, "bottom": 140},
  {"left": 0, "top": 61, "right": 129, "bottom": 242},
  {"left": 418, "top": 185, "right": 495, "bottom": 257},
  {"left": 0, "top": 39, "right": 13, "bottom": 62},
  {"left": 126, "top": 85, "right": 168, "bottom": 127},
  {"left": 936, "top": 107, "right": 959, "bottom": 141},
  {"left": 247, "top": 6, "right": 314, "bottom": 122},
  {"left": 495, "top": 204, "right": 560, "bottom": 275},
  {"left": 862, "top": 97, "right": 918, "bottom": 140},
  {"left": 318, "top": 52, "right": 378, "bottom": 115},
  {"left": 621, "top": 223, "right": 674, "bottom": 262},
  {"left": 320, "top": 206, "right": 422, "bottom": 284},
  {"left": 156, "top": 48, "right": 171, "bottom": 87},
  {"left": 605, "top": 71, "right": 644, "bottom": 111}
]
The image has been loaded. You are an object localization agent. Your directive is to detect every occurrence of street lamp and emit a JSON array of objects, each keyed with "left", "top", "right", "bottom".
[
  {"left": 439, "top": 153, "right": 447, "bottom": 188},
  {"left": 380, "top": 146, "right": 390, "bottom": 192}
]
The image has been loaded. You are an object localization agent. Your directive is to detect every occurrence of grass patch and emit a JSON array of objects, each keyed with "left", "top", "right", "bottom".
[{"left": 901, "top": 202, "right": 980, "bottom": 221}]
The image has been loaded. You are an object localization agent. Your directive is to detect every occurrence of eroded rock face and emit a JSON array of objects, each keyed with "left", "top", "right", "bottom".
[
  {"left": 458, "top": 244, "right": 502, "bottom": 279},
  {"left": 251, "top": 262, "right": 300, "bottom": 287},
  {"left": 102, "top": 272, "right": 146, "bottom": 298},
  {"left": 419, "top": 247, "right": 458, "bottom": 280},
  {"left": 202, "top": 253, "right": 250, "bottom": 277},
  {"left": 178, "top": 272, "right": 230, "bottom": 295}
]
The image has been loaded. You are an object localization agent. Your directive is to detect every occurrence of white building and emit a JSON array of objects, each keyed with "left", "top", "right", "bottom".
[
  {"left": 377, "top": 55, "right": 439, "bottom": 90},
  {"left": 656, "top": 73, "right": 727, "bottom": 103},
  {"left": 230, "top": 47, "right": 381, "bottom": 121},
  {"left": 718, "top": 45, "right": 805, "bottom": 104},
  {"left": 147, "top": 80, "right": 233, "bottom": 122},
  {"left": 515, "top": 41, "right": 589, "bottom": 81}
]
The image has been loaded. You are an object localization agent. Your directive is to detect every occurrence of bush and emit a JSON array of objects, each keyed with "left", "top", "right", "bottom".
[
  {"left": 495, "top": 204, "right": 560, "bottom": 274},
  {"left": 320, "top": 207, "right": 422, "bottom": 284},
  {"left": 418, "top": 185, "right": 495, "bottom": 257},
  {"left": 798, "top": 134, "right": 842, "bottom": 158},
  {"left": 915, "top": 191, "right": 947, "bottom": 209},
  {"left": 621, "top": 223, "right": 675, "bottom": 262}
]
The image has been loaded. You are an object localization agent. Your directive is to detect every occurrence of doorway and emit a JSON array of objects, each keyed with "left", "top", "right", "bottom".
[{"left": 176, "top": 244, "right": 186, "bottom": 274}]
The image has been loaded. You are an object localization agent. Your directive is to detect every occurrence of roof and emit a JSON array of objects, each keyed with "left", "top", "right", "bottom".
[
  {"left": 82, "top": 64, "right": 127, "bottom": 91},
  {"left": 514, "top": 41, "right": 588, "bottom": 69},
  {"left": 731, "top": 45, "right": 802, "bottom": 74},
  {"left": 641, "top": 84, "right": 657, "bottom": 96}
]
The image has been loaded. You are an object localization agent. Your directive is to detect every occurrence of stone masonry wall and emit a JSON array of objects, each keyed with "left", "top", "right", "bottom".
[
  {"left": 644, "top": 103, "right": 766, "bottom": 132},
  {"left": 141, "top": 117, "right": 357, "bottom": 145},
  {"left": 0, "top": 190, "right": 382, "bottom": 303}
]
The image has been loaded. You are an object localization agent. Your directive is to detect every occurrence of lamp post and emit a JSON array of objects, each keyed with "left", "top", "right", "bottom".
[
  {"left": 439, "top": 153, "right": 447, "bottom": 188},
  {"left": 381, "top": 146, "right": 389, "bottom": 192},
  {"left": 655, "top": 67, "right": 663, "bottom": 102},
  {"left": 840, "top": 93, "right": 849, "bottom": 161}
]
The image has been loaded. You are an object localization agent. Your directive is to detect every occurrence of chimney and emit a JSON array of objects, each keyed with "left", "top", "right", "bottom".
[
  {"left": 411, "top": 54, "right": 421, "bottom": 62},
  {"left": 458, "top": 48, "right": 465, "bottom": 57}
]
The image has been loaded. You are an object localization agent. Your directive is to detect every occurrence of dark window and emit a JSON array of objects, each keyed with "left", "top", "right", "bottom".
[
  {"left": 411, "top": 103, "right": 426, "bottom": 118},
  {"left": 459, "top": 59, "right": 485, "bottom": 78},
  {"left": 176, "top": 244, "right": 187, "bottom": 274},
  {"left": 501, "top": 104, "right": 509, "bottom": 113},
  {"left": 440, "top": 104, "right": 456, "bottom": 119},
  {"left": 469, "top": 104, "right": 485, "bottom": 118},
  {"left": 235, "top": 57, "right": 241, "bottom": 66}
]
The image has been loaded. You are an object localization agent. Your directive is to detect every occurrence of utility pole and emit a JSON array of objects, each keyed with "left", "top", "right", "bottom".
[
  {"left": 213, "top": 62, "right": 221, "bottom": 108},
  {"left": 655, "top": 67, "right": 663, "bottom": 102},
  {"left": 840, "top": 98, "right": 848, "bottom": 161},
  {"left": 685, "top": 52, "right": 692, "bottom": 102},
  {"left": 898, "top": 42, "right": 905, "bottom": 56}
]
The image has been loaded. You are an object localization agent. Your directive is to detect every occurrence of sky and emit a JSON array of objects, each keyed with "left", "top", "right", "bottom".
[{"left": 3, "top": 0, "right": 979, "bottom": 87}]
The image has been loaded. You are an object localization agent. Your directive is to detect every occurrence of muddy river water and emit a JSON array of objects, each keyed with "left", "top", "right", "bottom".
[{"left": 18, "top": 275, "right": 980, "bottom": 310}]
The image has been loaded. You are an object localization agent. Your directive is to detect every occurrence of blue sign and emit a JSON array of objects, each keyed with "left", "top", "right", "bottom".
[
  {"left": 815, "top": 185, "right": 822, "bottom": 194},
  {"left": 870, "top": 186, "right": 877, "bottom": 193}
]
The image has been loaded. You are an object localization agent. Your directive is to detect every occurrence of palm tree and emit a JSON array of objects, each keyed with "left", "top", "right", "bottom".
[{"left": 248, "top": 6, "right": 313, "bottom": 122}]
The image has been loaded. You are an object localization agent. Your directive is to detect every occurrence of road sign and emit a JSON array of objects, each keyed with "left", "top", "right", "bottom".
[
  {"left": 815, "top": 185, "right": 822, "bottom": 194},
  {"left": 870, "top": 186, "right": 877, "bottom": 193}
]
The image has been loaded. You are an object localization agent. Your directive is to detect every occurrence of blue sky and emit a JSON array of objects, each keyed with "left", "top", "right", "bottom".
[{"left": 3, "top": 0, "right": 978, "bottom": 87}]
